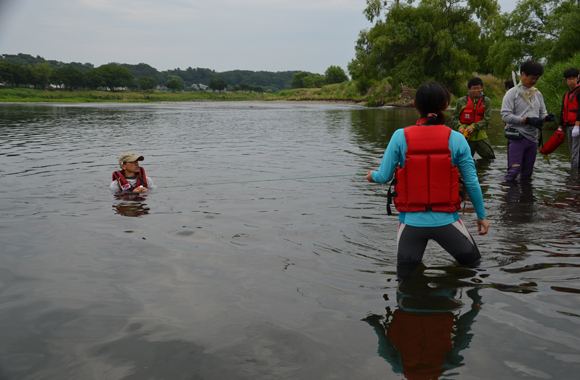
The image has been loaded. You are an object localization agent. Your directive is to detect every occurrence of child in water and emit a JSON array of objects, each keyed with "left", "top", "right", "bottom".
[{"left": 366, "top": 81, "right": 489, "bottom": 270}]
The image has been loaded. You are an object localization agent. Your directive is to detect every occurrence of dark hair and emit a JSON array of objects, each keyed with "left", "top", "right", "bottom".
[
  {"left": 520, "top": 60, "right": 544, "bottom": 76},
  {"left": 467, "top": 77, "right": 483, "bottom": 89},
  {"left": 414, "top": 81, "right": 451, "bottom": 125},
  {"left": 504, "top": 79, "right": 514, "bottom": 90},
  {"left": 563, "top": 67, "right": 580, "bottom": 79}
]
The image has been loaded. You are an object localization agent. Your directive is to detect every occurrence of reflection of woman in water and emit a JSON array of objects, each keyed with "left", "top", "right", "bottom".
[{"left": 364, "top": 266, "right": 483, "bottom": 380}]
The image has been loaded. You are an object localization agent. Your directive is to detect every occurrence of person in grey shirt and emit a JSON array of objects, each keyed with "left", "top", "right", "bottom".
[
  {"left": 110, "top": 152, "right": 156, "bottom": 193},
  {"left": 501, "top": 60, "right": 555, "bottom": 182}
]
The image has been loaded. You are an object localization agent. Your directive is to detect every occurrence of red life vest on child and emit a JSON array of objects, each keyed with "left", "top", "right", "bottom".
[
  {"left": 460, "top": 95, "right": 485, "bottom": 124},
  {"left": 563, "top": 87, "right": 580, "bottom": 125},
  {"left": 112, "top": 167, "right": 148, "bottom": 192},
  {"left": 393, "top": 125, "right": 461, "bottom": 213}
]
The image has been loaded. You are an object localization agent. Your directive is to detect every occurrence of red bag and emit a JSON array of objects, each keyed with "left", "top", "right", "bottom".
[{"left": 540, "top": 128, "right": 565, "bottom": 155}]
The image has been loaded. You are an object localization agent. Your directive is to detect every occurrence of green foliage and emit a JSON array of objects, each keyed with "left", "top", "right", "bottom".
[
  {"left": 325, "top": 65, "right": 348, "bottom": 85},
  {"left": 487, "top": 0, "right": 580, "bottom": 78},
  {"left": 33, "top": 63, "right": 52, "bottom": 90},
  {"left": 165, "top": 79, "right": 182, "bottom": 92},
  {"left": 139, "top": 77, "right": 157, "bottom": 91},
  {"left": 208, "top": 77, "right": 228, "bottom": 92},
  {"left": 350, "top": 0, "right": 500, "bottom": 94},
  {"left": 95, "top": 65, "right": 135, "bottom": 91},
  {"left": 52, "top": 66, "right": 84, "bottom": 90},
  {"left": 291, "top": 71, "right": 326, "bottom": 89},
  {"left": 83, "top": 71, "right": 106, "bottom": 90},
  {"left": 536, "top": 51, "right": 580, "bottom": 116}
]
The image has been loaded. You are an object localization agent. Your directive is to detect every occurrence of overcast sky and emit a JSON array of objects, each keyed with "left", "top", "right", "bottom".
[{"left": 0, "top": 0, "right": 517, "bottom": 74}]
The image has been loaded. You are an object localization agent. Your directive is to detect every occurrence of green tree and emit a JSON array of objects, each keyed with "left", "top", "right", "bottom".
[
  {"left": 83, "top": 70, "right": 106, "bottom": 90},
  {"left": 536, "top": 51, "right": 580, "bottom": 115},
  {"left": 139, "top": 77, "right": 157, "bottom": 91},
  {"left": 349, "top": 0, "right": 500, "bottom": 94},
  {"left": 208, "top": 77, "right": 228, "bottom": 92},
  {"left": 53, "top": 66, "right": 84, "bottom": 90},
  {"left": 239, "top": 83, "right": 250, "bottom": 92},
  {"left": 312, "top": 74, "right": 326, "bottom": 88},
  {"left": 249, "top": 85, "right": 264, "bottom": 93},
  {"left": 33, "top": 62, "right": 52, "bottom": 90},
  {"left": 487, "top": 0, "right": 580, "bottom": 78},
  {"left": 291, "top": 71, "right": 315, "bottom": 88},
  {"left": 95, "top": 65, "right": 135, "bottom": 91},
  {"left": 165, "top": 79, "right": 182, "bottom": 91},
  {"left": 325, "top": 65, "right": 348, "bottom": 84}
]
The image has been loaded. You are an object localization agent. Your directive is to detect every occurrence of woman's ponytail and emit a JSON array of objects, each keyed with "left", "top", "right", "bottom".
[{"left": 414, "top": 82, "right": 451, "bottom": 124}]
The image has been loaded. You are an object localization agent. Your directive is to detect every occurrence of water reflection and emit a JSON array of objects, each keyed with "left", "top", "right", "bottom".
[
  {"left": 112, "top": 194, "right": 150, "bottom": 217},
  {"left": 364, "top": 265, "right": 482, "bottom": 380},
  {"left": 501, "top": 181, "right": 535, "bottom": 224}
]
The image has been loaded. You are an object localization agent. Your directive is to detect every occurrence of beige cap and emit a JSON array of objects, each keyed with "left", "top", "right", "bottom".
[{"left": 119, "top": 152, "right": 144, "bottom": 165}]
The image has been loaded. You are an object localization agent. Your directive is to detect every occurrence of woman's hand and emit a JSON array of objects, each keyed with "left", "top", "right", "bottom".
[
  {"left": 477, "top": 218, "right": 489, "bottom": 235},
  {"left": 366, "top": 170, "right": 375, "bottom": 183}
]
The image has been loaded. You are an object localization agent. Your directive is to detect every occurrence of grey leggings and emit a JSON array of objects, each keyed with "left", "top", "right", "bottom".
[{"left": 396, "top": 221, "right": 481, "bottom": 266}]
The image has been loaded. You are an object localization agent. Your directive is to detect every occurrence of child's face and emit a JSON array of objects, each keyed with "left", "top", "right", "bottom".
[
  {"left": 468, "top": 84, "right": 483, "bottom": 99},
  {"left": 565, "top": 76, "right": 578, "bottom": 91},
  {"left": 521, "top": 72, "right": 541, "bottom": 88}
]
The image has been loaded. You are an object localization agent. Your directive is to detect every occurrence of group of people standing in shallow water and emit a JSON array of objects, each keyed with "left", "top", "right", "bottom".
[
  {"left": 107, "top": 59, "right": 580, "bottom": 273},
  {"left": 366, "top": 59, "right": 580, "bottom": 272}
]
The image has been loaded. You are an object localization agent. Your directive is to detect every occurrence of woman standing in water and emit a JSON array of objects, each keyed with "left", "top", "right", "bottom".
[{"left": 366, "top": 81, "right": 489, "bottom": 268}]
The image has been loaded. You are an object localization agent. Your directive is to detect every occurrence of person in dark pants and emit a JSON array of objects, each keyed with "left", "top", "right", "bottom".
[
  {"left": 450, "top": 77, "right": 495, "bottom": 159},
  {"left": 558, "top": 67, "right": 580, "bottom": 169},
  {"left": 501, "top": 60, "right": 555, "bottom": 182},
  {"left": 367, "top": 81, "right": 489, "bottom": 270}
]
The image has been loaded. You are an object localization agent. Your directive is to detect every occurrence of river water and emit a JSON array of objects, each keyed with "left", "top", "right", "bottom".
[{"left": 0, "top": 102, "right": 579, "bottom": 380}]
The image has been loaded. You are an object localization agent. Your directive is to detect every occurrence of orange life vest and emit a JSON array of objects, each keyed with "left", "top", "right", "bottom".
[
  {"left": 393, "top": 125, "right": 461, "bottom": 213},
  {"left": 563, "top": 86, "right": 580, "bottom": 125},
  {"left": 112, "top": 167, "right": 147, "bottom": 193},
  {"left": 460, "top": 95, "right": 485, "bottom": 124}
]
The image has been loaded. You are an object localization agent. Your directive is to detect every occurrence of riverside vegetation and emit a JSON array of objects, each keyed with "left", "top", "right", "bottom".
[{"left": 1, "top": 0, "right": 578, "bottom": 112}]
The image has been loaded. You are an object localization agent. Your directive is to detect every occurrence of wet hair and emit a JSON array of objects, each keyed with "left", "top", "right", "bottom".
[
  {"left": 504, "top": 79, "right": 514, "bottom": 90},
  {"left": 414, "top": 81, "right": 451, "bottom": 125},
  {"left": 467, "top": 77, "right": 483, "bottom": 89},
  {"left": 563, "top": 67, "right": 580, "bottom": 79},
  {"left": 520, "top": 60, "right": 544, "bottom": 77}
]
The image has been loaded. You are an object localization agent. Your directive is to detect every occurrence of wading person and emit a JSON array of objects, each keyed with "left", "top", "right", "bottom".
[
  {"left": 558, "top": 67, "right": 580, "bottom": 169},
  {"left": 501, "top": 60, "right": 554, "bottom": 182},
  {"left": 110, "top": 152, "right": 155, "bottom": 193},
  {"left": 451, "top": 77, "right": 495, "bottom": 159},
  {"left": 366, "top": 81, "right": 489, "bottom": 271}
]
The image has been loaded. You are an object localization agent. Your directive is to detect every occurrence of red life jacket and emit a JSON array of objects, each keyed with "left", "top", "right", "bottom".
[
  {"left": 563, "top": 86, "right": 580, "bottom": 125},
  {"left": 460, "top": 95, "right": 485, "bottom": 124},
  {"left": 393, "top": 125, "right": 461, "bottom": 213},
  {"left": 112, "top": 167, "right": 147, "bottom": 192},
  {"left": 387, "top": 310, "right": 454, "bottom": 380}
]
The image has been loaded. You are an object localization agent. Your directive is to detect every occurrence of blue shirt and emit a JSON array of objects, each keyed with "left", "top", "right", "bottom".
[{"left": 371, "top": 127, "right": 486, "bottom": 226}]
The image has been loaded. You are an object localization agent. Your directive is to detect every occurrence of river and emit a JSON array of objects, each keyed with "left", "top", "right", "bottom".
[{"left": 0, "top": 102, "right": 579, "bottom": 379}]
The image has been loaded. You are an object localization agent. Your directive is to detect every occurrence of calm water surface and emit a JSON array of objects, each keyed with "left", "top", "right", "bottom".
[{"left": 0, "top": 102, "right": 579, "bottom": 379}]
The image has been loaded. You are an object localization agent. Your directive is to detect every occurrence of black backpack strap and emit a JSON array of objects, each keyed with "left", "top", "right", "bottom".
[{"left": 386, "top": 179, "right": 397, "bottom": 216}]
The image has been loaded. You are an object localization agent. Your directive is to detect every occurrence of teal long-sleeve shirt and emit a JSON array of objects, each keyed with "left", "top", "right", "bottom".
[{"left": 371, "top": 127, "right": 486, "bottom": 225}]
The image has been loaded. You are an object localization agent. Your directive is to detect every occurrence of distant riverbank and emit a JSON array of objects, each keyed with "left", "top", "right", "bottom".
[{"left": 0, "top": 88, "right": 271, "bottom": 103}]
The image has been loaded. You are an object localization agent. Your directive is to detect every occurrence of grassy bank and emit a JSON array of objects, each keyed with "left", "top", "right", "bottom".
[
  {"left": 0, "top": 74, "right": 511, "bottom": 108},
  {"left": 0, "top": 88, "right": 270, "bottom": 103},
  {"left": 265, "top": 82, "right": 365, "bottom": 103}
]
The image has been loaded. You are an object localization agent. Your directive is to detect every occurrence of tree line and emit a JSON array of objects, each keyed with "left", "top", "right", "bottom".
[
  {"left": 349, "top": 0, "right": 580, "bottom": 96},
  {"left": 0, "top": 53, "right": 300, "bottom": 92}
]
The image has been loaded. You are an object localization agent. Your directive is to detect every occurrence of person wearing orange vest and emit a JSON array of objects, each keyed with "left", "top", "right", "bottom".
[
  {"left": 366, "top": 81, "right": 489, "bottom": 270},
  {"left": 558, "top": 67, "right": 580, "bottom": 169},
  {"left": 109, "top": 152, "right": 156, "bottom": 193},
  {"left": 450, "top": 77, "right": 495, "bottom": 159}
]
